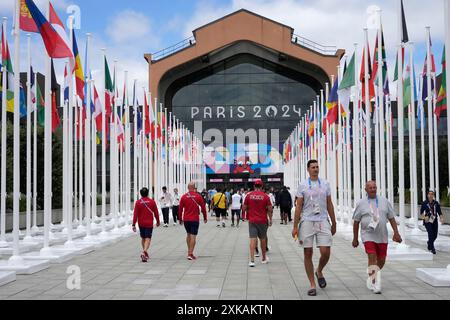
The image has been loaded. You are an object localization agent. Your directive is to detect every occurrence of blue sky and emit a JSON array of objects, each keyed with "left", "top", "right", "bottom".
[{"left": 0, "top": 0, "right": 447, "bottom": 97}]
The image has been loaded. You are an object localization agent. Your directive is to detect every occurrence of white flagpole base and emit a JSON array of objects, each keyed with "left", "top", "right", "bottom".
[
  {"left": 0, "top": 242, "right": 41, "bottom": 256},
  {"left": 416, "top": 265, "right": 450, "bottom": 287},
  {"left": 387, "top": 242, "right": 433, "bottom": 261},
  {"left": 0, "top": 240, "right": 9, "bottom": 248},
  {"left": 20, "top": 247, "right": 76, "bottom": 264},
  {"left": 30, "top": 225, "right": 40, "bottom": 234},
  {"left": 0, "top": 271, "right": 16, "bottom": 286},
  {"left": 0, "top": 258, "right": 49, "bottom": 275}
]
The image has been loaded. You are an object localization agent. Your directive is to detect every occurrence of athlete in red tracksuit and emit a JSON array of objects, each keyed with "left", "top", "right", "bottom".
[
  {"left": 132, "top": 188, "right": 160, "bottom": 262},
  {"left": 179, "top": 182, "right": 208, "bottom": 260}
]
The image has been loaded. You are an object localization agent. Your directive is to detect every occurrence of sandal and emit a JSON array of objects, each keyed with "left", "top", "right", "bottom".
[
  {"left": 315, "top": 272, "right": 327, "bottom": 288},
  {"left": 307, "top": 288, "right": 317, "bottom": 296}
]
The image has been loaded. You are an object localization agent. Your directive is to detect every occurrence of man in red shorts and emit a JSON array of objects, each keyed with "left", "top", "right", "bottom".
[
  {"left": 179, "top": 182, "right": 208, "bottom": 260},
  {"left": 352, "top": 181, "right": 402, "bottom": 294},
  {"left": 132, "top": 187, "right": 160, "bottom": 262},
  {"left": 242, "top": 179, "right": 273, "bottom": 267}
]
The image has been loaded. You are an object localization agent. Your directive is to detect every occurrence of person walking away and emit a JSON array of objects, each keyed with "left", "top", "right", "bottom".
[
  {"left": 279, "top": 186, "right": 293, "bottom": 225},
  {"left": 352, "top": 181, "right": 403, "bottom": 294},
  {"left": 231, "top": 191, "right": 242, "bottom": 227},
  {"left": 212, "top": 188, "right": 228, "bottom": 227},
  {"left": 132, "top": 188, "right": 160, "bottom": 262},
  {"left": 420, "top": 189, "right": 444, "bottom": 254},
  {"left": 172, "top": 188, "right": 180, "bottom": 226},
  {"left": 159, "top": 186, "right": 173, "bottom": 227},
  {"left": 292, "top": 160, "right": 337, "bottom": 296},
  {"left": 243, "top": 179, "right": 273, "bottom": 267},
  {"left": 179, "top": 182, "right": 208, "bottom": 260}
]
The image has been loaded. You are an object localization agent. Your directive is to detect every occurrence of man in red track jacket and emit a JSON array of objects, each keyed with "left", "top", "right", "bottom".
[
  {"left": 179, "top": 182, "right": 208, "bottom": 260},
  {"left": 132, "top": 187, "right": 160, "bottom": 262}
]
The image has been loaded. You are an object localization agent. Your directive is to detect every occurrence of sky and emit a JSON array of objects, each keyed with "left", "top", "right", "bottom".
[{"left": 0, "top": 0, "right": 447, "bottom": 100}]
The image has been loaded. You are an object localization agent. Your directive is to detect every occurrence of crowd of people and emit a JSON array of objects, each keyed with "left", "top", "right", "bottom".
[{"left": 131, "top": 159, "right": 446, "bottom": 296}]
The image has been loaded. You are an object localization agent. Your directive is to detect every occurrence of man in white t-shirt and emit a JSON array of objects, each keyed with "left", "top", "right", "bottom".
[
  {"left": 292, "top": 159, "right": 337, "bottom": 297},
  {"left": 230, "top": 192, "right": 242, "bottom": 227}
]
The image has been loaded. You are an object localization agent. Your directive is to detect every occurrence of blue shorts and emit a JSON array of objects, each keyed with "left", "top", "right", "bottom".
[
  {"left": 184, "top": 221, "right": 200, "bottom": 235},
  {"left": 139, "top": 227, "right": 153, "bottom": 239}
]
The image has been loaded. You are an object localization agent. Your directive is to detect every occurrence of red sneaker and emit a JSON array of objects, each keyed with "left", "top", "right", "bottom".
[
  {"left": 187, "top": 255, "right": 194, "bottom": 260},
  {"left": 140, "top": 253, "right": 147, "bottom": 262},
  {"left": 190, "top": 254, "right": 197, "bottom": 260},
  {"left": 144, "top": 251, "right": 149, "bottom": 258}
]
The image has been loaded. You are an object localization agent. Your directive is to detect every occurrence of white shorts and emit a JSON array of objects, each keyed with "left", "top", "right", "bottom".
[{"left": 299, "top": 220, "right": 333, "bottom": 248}]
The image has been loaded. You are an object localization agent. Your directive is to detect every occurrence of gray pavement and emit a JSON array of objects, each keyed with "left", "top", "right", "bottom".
[{"left": 1, "top": 209, "right": 450, "bottom": 300}]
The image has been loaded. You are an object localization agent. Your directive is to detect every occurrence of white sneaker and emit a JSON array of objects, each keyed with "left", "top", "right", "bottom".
[
  {"left": 255, "top": 252, "right": 260, "bottom": 257},
  {"left": 261, "top": 256, "right": 269, "bottom": 264},
  {"left": 248, "top": 261, "right": 255, "bottom": 267},
  {"left": 173, "top": 223, "right": 176, "bottom": 226},
  {"left": 373, "top": 271, "right": 382, "bottom": 294}
]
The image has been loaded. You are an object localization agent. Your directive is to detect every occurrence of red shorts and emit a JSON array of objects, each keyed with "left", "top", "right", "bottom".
[{"left": 363, "top": 242, "right": 388, "bottom": 259}]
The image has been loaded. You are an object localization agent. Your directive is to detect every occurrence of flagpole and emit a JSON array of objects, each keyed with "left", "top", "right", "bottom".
[
  {"left": 32, "top": 70, "right": 38, "bottom": 233},
  {"left": 125, "top": 72, "right": 131, "bottom": 217},
  {"left": 426, "top": 27, "right": 435, "bottom": 192},
  {"left": 0, "top": 17, "right": 8, "bottom": 248},
  {"left": 133, "top": 80, "right": 138, "bottom": 206},
  {"left": 91, "top": 81, "right": 97, "bottom": 230},
  {"left": 61, "top": 61, "right": 68, "bottom": 234},
  {"left": 100, "top": 49, "right": 107, "bottom": 236},
  {"left": 377, "top": 11, "right": 386, "bottom": 198},
  {"left": 23, "top": 33, "right": 33, "bottom": 242},
  {"left": 77, "top": 92, "right": 83, "bottom": 230},
  {"left": 446, "top": 0, "right": 450, "bottom": 197},
  {"left": 84, "top": 33, "right": 92, "bottom": 240},
  {"left": 353, "top": 43, "right": 361, "bottom": 204},
  {"left": 432, "top": 72, "right": 439, "bottom": 201},
  {"left": 363, "top": 28, "right": 372, "bottom": 181},
  {"left": 419, "top": 75, "right": 426, "bottom": 201}
]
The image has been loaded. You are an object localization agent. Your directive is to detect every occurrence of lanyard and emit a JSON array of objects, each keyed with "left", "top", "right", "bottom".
[
  {"left": 368, "top": 196, "right": 379, "bottom": 218},
  {"left": 427, "top": 201, "right": 436, "bottom": 215},
  {"left": 308, "top": 178, "right": 321, "bottom": 189}
]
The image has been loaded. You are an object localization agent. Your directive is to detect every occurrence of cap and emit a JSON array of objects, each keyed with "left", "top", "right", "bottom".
[{"left": 254, "top": 179, "right": 263, "bottom": 186}]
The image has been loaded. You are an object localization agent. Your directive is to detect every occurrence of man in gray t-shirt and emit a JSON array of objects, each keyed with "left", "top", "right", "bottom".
[
  {"left": 352, "top": 181, "right": 402, "bottom": 294},
  {"left": 292, "top": 160, "right": 336, "bottom": 297}
]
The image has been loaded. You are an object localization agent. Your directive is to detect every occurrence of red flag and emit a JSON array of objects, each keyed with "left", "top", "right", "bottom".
[{"left": 19, "top": 0, "right": 38, "bottom": 32}]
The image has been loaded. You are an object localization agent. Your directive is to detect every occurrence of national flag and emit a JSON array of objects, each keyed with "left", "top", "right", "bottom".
[
  {"left": 24, "top": 0, "right": 73, "bottom": 59},
  {"left": 19, "top": 0, "right": 38, "bottom": 32},
  {"left": 37, "top": 81, "right": 45, "bottom": 126},
  {"left": 401, "top": 0, "right": 409, "bottom": 44},
  {"left": 50, "top": 59, "right": 60, "bottom": 132},
  {"left": 29, "top": 66, "right": 37, "bottom": 112},
  {"left": 435, "top": 46, "right": 447, "bottom": 119},
  {"left": 360, "top": 43, "right": 375, "bottom": 102},
  {"left": 93, "top": 84, "right": 103, "bottom": 131},
  {"left": 49, "top": 2, "right": 74, "bottom": 67},
  {"left": 308, "top": 112, "right": 315, "bottom": 137},
  {"left": 403, "top": 64, "right": 411, "bottom": 108},
  {"left": 326, "top": 79, "right": 339, "bottom": 125},
  {"left": 144, "top": 91, "right": 151, "bottom": 135},
  {"left": 72, "top": 29, "right": 84, "bottom": 103},
  {"left": 339, "top": 52, "right": 355, "bottom": 118},
  {"left": 104, "top": 56, "right": 113, "bottom": 119},
  {"left": 1, "top": 24, "right": 13, "bottom": 74},
  {"left": 373, "top": 26, "right": 390, "bottom": 95}
]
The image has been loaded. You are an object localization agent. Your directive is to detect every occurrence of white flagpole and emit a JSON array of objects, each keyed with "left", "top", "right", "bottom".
[
  {"left": 426, "top": 27, "right": 435, "bottom": 191},
  {"left": 100, "top": 49, "right": 107, "bottom": 234},
  {"left": 353, "top": 43, "right": 361, "bottom": 204},
  {"left": 133, "top": 80, "right": 138, "bottom": 204},
  {"left": 61, "top": 60, "right": 68, "bottom": 234},
  {"left": 387, "top": 101, "right": 394, "bottom": 204},
  {"left": 125, "top": 73, "right": 131, "bottom": 217},
  {"left": 432, "top": 72, "right": 439, "bottom": 201},
  {"left": 84, "top": 33, "right": 92, "bottom": 239},
  {"left": 23, "top": 33, "right": 33, "bottom": 242},
  {"left": 32, "top": 70, "right": 38, "bottom": 233},
  {"left": 419, "top": 75, "right": 426, "bottom": 201},
  {"left": 66, "top": 19, "right": 74, "bottom": 245},
  {"left": 397, "top": 1, "right": 406, "bottom": 242},
  {"left": 148, "top": 92, "right": 153, "bottom": 196},
  {"left": 0, "top": 17, "right": 8, "bottom": 248},
  {"left": 77, "top": 93, "right": 83, "bottom": 229},
  {"left": 165, "top": 108, "right": 168, "bottom": 187},
  {"left": 377, "top": 11, "right": 386, "bottom": 198},
  {"left": 446, "top": 0, "right": 450, "bottom": 197},
  {"left": 40, "top": 0, "right": 52, "bottom": 255},
  {"left": 364, "top": 28, "right": 372, "bottom": 181}
]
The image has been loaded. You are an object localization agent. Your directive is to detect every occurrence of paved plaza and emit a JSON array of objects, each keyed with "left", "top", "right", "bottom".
[{"left": 0, "top": 209, "right": 449, "bottom": 300}]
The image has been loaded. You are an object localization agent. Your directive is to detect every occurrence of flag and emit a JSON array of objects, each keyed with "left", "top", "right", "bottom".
[
  {"left": 24, "top": 0, "right": 73, "bottom": 59},
  {"left": 63, "top": 65, "right": 69, "bottom": 103},
  {"left": 401, "top": 0, "right": 409, "bottom": 43},
  {"left": 30, "top": 66, "right": 36, "bottom": 112},
  {"left": 339, "top": 52, "right": 355, "bottom": 117},
  {"left": 50, "top": 59, "right": 60, "bottom": 132},
  {"left": 104, "top": 56, "right": 113, "bottom": 119},
  {"left": 1, "top": 25, "right": 13, "bottom": 74},
  {"left": 373, "top": 27, "right": 390, "bottom": 95},
  {"left": 72, "top": 29, "right": 84, "bottom": 103},
  {"left": 360, "top": 43, "right": 375, "bottom": 102},
  {"left": 435, "top": 46, "right": 447, "bottom": 119},
  {"left": 49, "top": 2, "right": 74, "bottom": 67},
  {"left": 93, "top": 84, "right": 103, "bottom": 131},
  {"left": 19, "top": 0, "right": 38, "bottom": 32},
  {"left": 37, "top": 81, "right": 45, "bottom": 126},
  {"left": 308, "top": 112, "right": 315, "bottom": 137},
  {"left": 144, "top": 91, "right": 151, "bottom": 135},
  {"left": 326, "top": 79, "right": 339, "bottom": 125},
  {"left": 403, "top": 64, "right": 411, "bottom": 108}
]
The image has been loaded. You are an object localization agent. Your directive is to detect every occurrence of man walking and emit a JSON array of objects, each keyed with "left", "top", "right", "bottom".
[
  {"left": 278, "top": 186, "right": 293, "bottom": 225},
  {"left": 179, "top": 182, "right": 208, "bottom": 260},
  {"left": 352, "top": 181, "right": 403, "bottom": 294},
  {"left": 172, "top": 188, "right": 180, "bottom": 226},
  {"left": 243, "top": 179, "right": 273, "bottom": 267},
  {"left": 292, "top": 160, "right": 336, "bottom": 296},
  {"left": 230, "top": 191, "right": 242, "bottom": 227},
  {"left": 159, "top": 186, "right": 173, "bottom": 227},
  {"left": 132, "top": 188, "right": 160, "bottom": 262},
  {"left": 211, "top": 188, "right": 228, "bottom": 227},
  {"left": 420, "top": 189, "right": 444, "bottom": 254}
]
